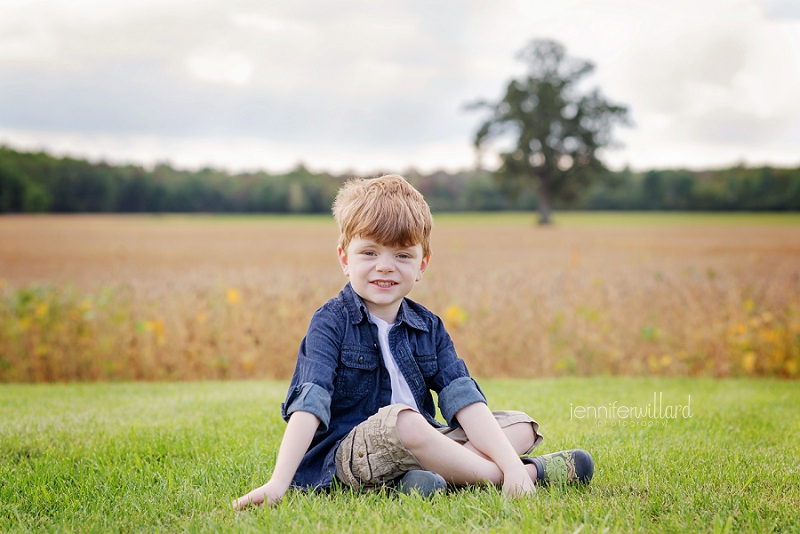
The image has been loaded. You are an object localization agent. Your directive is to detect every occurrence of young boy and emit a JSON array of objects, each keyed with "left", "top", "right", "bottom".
[{"left": 234, "top": 175, "right": 593, "bottom": 508}]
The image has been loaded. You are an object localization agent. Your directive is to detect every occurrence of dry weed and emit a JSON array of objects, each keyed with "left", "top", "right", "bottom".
[{"left": 1, "top": 214, "right": 798, "bottom": 382}]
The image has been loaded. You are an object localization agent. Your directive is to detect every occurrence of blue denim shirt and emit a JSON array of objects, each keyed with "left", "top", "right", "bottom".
[{"left": 281, "top": 282, "right": 487, "bottom": 489}]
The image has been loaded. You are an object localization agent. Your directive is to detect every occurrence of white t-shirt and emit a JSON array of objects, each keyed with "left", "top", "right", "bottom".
[{"left": 370, "top": 313, "right": 419, "bottom": 411}]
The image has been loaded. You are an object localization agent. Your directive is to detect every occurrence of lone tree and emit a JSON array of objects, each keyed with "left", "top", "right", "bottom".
[{"left": 470, "top": 39, "right": 630, "bottom": 224}]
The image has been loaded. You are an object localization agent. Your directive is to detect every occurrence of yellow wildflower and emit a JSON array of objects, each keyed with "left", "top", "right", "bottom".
[
  {"left": 240, "top": 353, "right": 257, "bottom": 373},
  {"left": 153, "top": 318, "right": 165, "bottom": 340},
  {"left": 226, "top": 288, "right": 241, "bottom": 305},
  {"left": 742, "top": 352, "right": 757, "bottom": 374},
  {"left": 760, "top": 329, "right": 779, "bottom": 344},
  {"left": 444, "top": 305, "right": 467, "bottom": 328},
  {"left": 35, "top": 302, "right": 49, "bottom": 318}
]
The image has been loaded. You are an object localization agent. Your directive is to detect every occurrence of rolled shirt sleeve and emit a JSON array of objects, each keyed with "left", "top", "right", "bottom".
[
  {"left": 281, "top": 382, "right": 332, "bottom": 433},
  {"left": 438, "top": 376, "right": 487, "bottom": 428},
  {"left": 280, "top": 304, "right": 344, "bottom": 435}
]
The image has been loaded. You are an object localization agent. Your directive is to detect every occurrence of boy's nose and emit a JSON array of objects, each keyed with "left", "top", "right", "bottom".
[{"left": 376, "top": 255, "right": 394, "bottom": 272}]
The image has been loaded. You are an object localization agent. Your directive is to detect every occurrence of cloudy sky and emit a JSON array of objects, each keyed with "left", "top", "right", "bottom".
[{"left": 1, "top": 0, "right": 799, "bottom": 173}]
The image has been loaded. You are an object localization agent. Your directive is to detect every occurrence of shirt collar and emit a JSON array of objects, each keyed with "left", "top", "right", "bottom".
[{"left": 342, "top": 282, "right": 429, "bottom": 332}]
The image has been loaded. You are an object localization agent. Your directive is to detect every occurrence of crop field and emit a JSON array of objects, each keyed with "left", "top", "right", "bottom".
[{"left": 1, "top": 212, "right": 799, "bottom": 382}]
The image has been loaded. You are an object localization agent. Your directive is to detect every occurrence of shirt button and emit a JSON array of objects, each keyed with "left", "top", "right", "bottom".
[
  {"left": 358, "top": 356, "right": 364, "bottom": 363},
  {"left": 358, "top": 451, "right": 364, "bottom": 458},
  {"left": 373, "top": 343, "right": 378, "bottom": 349}
]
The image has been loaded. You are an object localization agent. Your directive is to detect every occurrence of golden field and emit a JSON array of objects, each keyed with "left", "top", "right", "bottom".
[{"left": 1, "top": 212, "right": 798, "bottom": 382}]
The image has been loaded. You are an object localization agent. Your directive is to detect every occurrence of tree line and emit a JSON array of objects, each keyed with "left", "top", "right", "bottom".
[{"left": 1, "top": 145, "right": 798, "bottom": 214}]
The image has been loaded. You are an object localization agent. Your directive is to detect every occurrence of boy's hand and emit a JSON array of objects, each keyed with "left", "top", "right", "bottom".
[
  {"left": 233, "top": 480, "right": 288, "bottom": 510},
  {"left": 232, "top": 410, "right": 321, "bottom": 511},
  {"left": 502, "top": 464, "right": 537, "bottom": 498},
  {"left": 453, "top": 403, "right": 538, "bottom": 498}
]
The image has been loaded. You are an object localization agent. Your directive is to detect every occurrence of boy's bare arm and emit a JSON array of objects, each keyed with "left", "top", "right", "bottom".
[
  {"left": 455, "top": 402, "right": 536, "bottom": 497},
  {"left": 232, "top": 410, "right": 321, "bottom": 510}
]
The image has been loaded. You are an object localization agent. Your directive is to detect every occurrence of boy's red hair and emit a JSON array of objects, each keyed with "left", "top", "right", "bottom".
[{"left": 332, "top": 174, "right": 433, "bottom": 257}]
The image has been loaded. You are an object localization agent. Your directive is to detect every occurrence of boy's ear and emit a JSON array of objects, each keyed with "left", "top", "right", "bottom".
[
  {"left": 416, "top": 253, "right": 431, "bottom": 282},
  {"left": 337, "top": 245, "right": 350, "bottom": 276}
]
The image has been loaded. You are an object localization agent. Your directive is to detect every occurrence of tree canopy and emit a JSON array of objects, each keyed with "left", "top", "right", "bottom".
[{"left": 471, "top": 39, "right": 630, "bottom": 224}]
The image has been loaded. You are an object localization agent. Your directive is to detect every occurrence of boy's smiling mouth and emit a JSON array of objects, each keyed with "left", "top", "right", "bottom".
[{"left": 371, "top": 280, "right": 397, "bottom": 288}]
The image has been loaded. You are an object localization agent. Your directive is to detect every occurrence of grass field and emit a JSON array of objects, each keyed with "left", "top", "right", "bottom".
[
  {"left": 2, "top": 377, "right": 798, "bottom": 533},
  {"left": 1, "top": 212, "right": 799, "bottom": 382}
]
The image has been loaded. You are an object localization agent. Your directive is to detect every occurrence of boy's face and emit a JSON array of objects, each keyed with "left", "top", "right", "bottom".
[{"left": 338, "top": 236, "right": 430, "bottom": 324}]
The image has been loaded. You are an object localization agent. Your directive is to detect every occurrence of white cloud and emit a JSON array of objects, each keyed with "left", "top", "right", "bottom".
[
  {"left": 185, "top": 49, "right": 253, "bottom": 86},
  {"left": 1, "top": 0, "right": 799, "bottom": 172},
  {"left": 229, "top": 12, "right": 314, "bottom": 36},
  {"left": 0, "top": 126, "right": 475, "bottom": 174}
]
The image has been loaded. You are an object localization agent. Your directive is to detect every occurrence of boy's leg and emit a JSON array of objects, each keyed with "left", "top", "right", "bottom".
[
  {"left": 395, "top": 409, "right": 538, "bottom": 486},
  {"left": 438, "top": 409, "right": 543, "bottom": 463},
  {"left": 335, "top": 404, "right": 445, "bottom": 490},
  {"left": 463, "top": 422, "right": 538, "bottom": 459},
  {"left": 335, "top": 404, "right": 541, "bottom": 489}
]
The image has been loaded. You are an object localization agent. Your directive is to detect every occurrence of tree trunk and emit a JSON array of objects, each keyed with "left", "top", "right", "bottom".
[{"left": 537, "top": 181, "right": 552, "bottom": 225}]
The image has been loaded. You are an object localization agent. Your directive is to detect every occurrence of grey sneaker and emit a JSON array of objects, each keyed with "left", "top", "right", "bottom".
[
  {"left": 391, "top": 470, "right": 447, "bottom": 498},
  {"left": 522, "top": 449, "right": 594, "bottom": 485}
]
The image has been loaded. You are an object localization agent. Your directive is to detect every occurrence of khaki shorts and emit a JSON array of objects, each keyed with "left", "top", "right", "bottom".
[{"left": 334, "top": 403, "right": 543, "bottom": 489}]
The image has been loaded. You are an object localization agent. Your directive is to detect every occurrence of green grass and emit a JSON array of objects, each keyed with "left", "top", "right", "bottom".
[{"left": 2, "top": 378, "right": 798, "bottom": 533}]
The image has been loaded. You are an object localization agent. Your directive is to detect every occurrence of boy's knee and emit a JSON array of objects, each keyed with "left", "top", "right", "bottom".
[
  {"left": 395, "top": 410, "right": 432, "bottom": 450},
  {"left": 506, "top": 421, "right": 537, "bottom": 455}
]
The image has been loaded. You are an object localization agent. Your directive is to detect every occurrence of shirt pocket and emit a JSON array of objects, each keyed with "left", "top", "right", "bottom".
[
  {"left": 334, "top": 345, "right": 379, "bottom": 403},
  {"left": 415, "top": 353, "right": 438, "bottom": 378}
]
